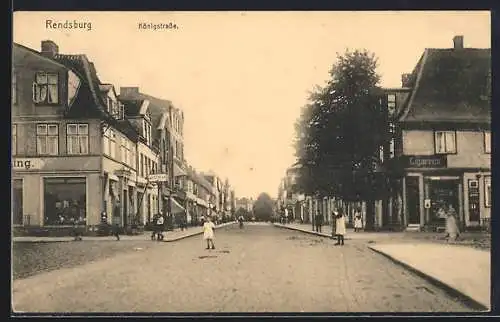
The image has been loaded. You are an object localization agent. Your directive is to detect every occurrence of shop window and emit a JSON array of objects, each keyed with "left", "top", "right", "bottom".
[
  {"left": 67, "top": 123, "right": 89, "bottom": 155},
  {"left": 36, "top": 123, "right": 59, "bottom": 155},
  {"left": 434, "top": 131, "right": 456, "bottom": 154},
  {"left": 12, "top": 72, "right": 17, "bottom": 105},
  {"left": 12, "top": 124, "right": 17, "bottom": 155},
  {"left": 12, "top": 179, "right": 23, "bottom": 225},
  {"left": 484, "top": 176, "right": 491, "bottom": 208},
  {"left": 44, "top": 177, "right": 86, "bottom": 225},
  {"left": 33, "top": 72, "right": 59, "bottom": 104},
  {"left": 484, "top": 131, "right": 491, "bottom": 154}
]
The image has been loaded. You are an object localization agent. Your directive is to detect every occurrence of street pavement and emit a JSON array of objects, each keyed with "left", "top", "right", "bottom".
[
  {"left": 275, "top": 222, "right": 491, "bottom": 311},
  {"left": 12, "top": 222, "right": 237, "bottom": 243},
  {"left": 12, "top": 224, "right": 475, "bottom": 313}
]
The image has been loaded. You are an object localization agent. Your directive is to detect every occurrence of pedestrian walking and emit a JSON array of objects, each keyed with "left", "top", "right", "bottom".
[
  {"left": 334, "top": 209, "right": 346, "bottom": 246},
  {"left": 151, "top": 214, "right": 159, "bottom": 240},
  {"left": 156, "top": 213, "right": 165, "bottom": 241},
  {"left": 445, "top": 204, "right": 460, "bottom": 242},
  {"left": 203, "top": 217, "right": 216, "bottom": 250},
  {"left": 315, "top": 212, "right": 323, "bottom": 233},
  {"left": 354, "top": 208, "right": 363, "bottom": 232}
]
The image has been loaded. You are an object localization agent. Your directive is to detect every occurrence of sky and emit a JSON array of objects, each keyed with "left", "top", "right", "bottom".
[{"left": 13, "top": 11, "right": 491, "bottom": 199}]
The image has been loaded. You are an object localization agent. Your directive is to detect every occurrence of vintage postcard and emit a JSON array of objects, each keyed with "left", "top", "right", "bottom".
[{"left": 11, "top": 11, "right": 491, "bottom": 314}]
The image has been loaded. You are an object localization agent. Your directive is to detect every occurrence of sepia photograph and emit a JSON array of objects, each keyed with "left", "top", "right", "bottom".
[{"left": 11, "top": 11, "right": 491, "bottom": 314}]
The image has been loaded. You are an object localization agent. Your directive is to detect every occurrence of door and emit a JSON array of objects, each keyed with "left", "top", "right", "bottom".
[
  {"left": 13, "top": 179, "right": 23, "bottom": 225},
  {"left": 406, "top": 176, "right": 420, "bottom": 225}
]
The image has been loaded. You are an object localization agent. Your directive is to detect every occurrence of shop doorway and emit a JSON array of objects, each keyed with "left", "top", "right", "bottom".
[
  {"left": 429, "top": 179, "right": 459, "bottom": 225},
  {"left": 12, "top": 179, "right": 23, "bottom": 225},
  {"left": 406, "top": 176, "right": 420, "bottom": 225}
]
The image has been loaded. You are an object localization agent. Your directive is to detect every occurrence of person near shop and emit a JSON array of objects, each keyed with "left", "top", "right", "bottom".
[
  {"left": 150, "top": 213, "right": 159, "bottom": 240},
  {"left": 445, "top": 204, "right": 460, "bottom": 242},
  {"left": 156, "top": 213, "right": 165, "bottom": 241},
  {"left": 238, "top": 215, "right": 245, "bottom": 229},
  {"left": 334, "top": 209, "right": 346, "bottom": 246},
  {"left": 203, "top": 216, "right": 216, "bottom": 249},
  {"left": 353, "top": 208, "right": 363, "bottom": 232}
]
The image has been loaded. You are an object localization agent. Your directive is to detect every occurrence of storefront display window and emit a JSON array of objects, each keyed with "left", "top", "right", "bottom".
[{"left": 44, "top": 177, "right": 86, "bottom": 225}]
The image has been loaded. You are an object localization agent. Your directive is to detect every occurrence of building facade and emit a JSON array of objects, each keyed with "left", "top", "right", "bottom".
[
  {"left": 385, "top": 36, "right": 491, "bottom": 231},
  {"left": 12, "top": 40, "right": 159, "bottom": 232}
]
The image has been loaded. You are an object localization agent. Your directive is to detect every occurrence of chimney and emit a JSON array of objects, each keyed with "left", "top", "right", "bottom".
[
  {"left": 120, "top": 87, "right": 139, "bottom": 97},
  {"left": 453, "top": 35, "right": 464, "bottom": 50},
  {"left": 41, "top": 40, "right": 59, "bottom": 58},
  {"left": 401, "top": 73, "right": 411, "bottom": 87}
]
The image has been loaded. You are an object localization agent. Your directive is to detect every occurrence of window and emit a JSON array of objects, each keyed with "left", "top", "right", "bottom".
[
  {"left": 67, "top": 124, "right": 89, "bottom": 155},
  {"left": 33, "top": 72, "right": 59, "bottom": 104},
  {"left": 109, "top": 129, "right": 116, "bottom": 159},
  {"left": 121, "top": 140, "right": 127, "bottom": 163},
  {"left": 484, "top": 176, "right": 491, "bottom": 208},
  {"left": 12, "top": 72, "right": 17, "bottom": 104},
  {"left": 434, "top": 131, "right": 456, "bottom": 154},
  {"left": 140, "top": 154, "right": 144, "bottom": 177},
  {"left": 12, "top": 124, "right": 17, "bottom": 155},
  {"left": 103, "top": 131, "right": 110, "bottom": 155},
  {"left": 36, "top": 124, "right": 59, "bottom": 155},
  {"left": 484, "top": 131, "right": 491, "bottom": 154},
  {"left": 44, "top": 177, "right": 86, "bottom": 225}
]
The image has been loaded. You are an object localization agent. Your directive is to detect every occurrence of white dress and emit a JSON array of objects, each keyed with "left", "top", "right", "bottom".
[
  {"left": 203, "top": 222, "right": 215, "bottom": 240},
  {"left": 335, "top": 215, "right": 346, "bottom": 236},
  {"left": 354, "top": 215, "right": 363, "bottom": 229}
]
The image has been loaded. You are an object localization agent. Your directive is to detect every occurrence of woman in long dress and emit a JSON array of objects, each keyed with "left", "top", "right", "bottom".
[
  {"left": 334, "top": 209, "right": 347, "bottom": 246},
  {"left": 203, "top": 217, "right": 216, "bottom": 249},
  {"left": 445, "top": 204, "right": 460, "bottom": 242}
]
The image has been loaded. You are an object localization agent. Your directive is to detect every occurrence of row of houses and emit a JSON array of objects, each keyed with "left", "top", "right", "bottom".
[
  {"left": 280, "top": 35, "right": 491, "bottom": 232},
  {"left": 12, "top": 40, "right": 237, "bottom": 233}
]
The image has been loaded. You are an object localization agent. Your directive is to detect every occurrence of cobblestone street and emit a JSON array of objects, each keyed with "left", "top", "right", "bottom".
[{"left": 12, "top": 224, "right": 475, "bottom": 313}]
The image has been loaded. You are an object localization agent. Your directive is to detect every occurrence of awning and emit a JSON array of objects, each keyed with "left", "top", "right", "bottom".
[
  {"left": 109, "top": 174, "right": 119, "bottom": 182},
  {"left": 196, "top": 197, "right": 208, "bottom": 208},
  {"left": 174, "top": 163, "right": 187, "bottom": 177},
  {"left": 171, "top": 197, "right": 186, "bottom": 214}
]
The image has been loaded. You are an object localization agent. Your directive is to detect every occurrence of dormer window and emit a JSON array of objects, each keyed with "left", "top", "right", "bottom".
[
  {"left": 387, "top": 94, "right": 396, "bottom": 116},
  {"left": 143, "top": 120, "right": 152, "bottom": 146},
  {"left": 33, "top": 72, "right": 59, "bottom": 104},
  {"left": 118, "top": 102, "right": 124, "bottom": 120}
]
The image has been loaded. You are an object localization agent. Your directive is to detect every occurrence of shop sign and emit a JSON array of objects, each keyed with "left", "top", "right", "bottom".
[
  {"left": 148, "top": 173, "right": 168, "bottom": 183},
  {"left": 404, "top": 155, "right": 447, "bottom": 168},
  {"left": 12, "top": 158, "right": 45, "bottom": 170}
]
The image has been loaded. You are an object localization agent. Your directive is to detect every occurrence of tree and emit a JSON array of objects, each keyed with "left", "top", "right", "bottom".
[
  {"left": 294, "top": 49, "right": 387, "bottom": 230},
  {"left": 252, "top": 193, "right": 275, "bottom": 222}
]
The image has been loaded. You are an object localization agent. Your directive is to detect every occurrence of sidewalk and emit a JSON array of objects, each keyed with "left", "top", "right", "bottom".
[
  {"left": 12, "top": 222, "right": 237, "bottom": 243},
  {"left": 369, "top": 243, "right": 491, "bottom": 311},
  {"left": 274, "top": 222, "right": 491, "bottom": 311}
]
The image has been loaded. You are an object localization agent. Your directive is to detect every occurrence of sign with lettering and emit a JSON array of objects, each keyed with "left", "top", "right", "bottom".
[
  {"left": 12, "top": 158, "right": 45, "bottom": 170},
  {"left": 404, "top": 155, "right": 447, "bottom": 168},
  {"left": 148, "top": 173, "right": 168, "bottom": 183}
]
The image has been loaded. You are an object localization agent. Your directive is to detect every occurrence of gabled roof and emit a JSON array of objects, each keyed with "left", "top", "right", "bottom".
[
  {"left": 51, "top": 53, "right": 139, "bottom": 140},
  {"left": 399, "top": 47, "right": 491, "bottom": 123}
]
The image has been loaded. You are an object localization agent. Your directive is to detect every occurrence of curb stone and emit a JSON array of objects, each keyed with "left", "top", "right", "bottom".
[
  {"left": 164, "top": 222, "right": 237, "bottom": 242},
  {"left": 367, "top": 245, "right": 489, "bottom": 312},
  {"left": 273, "top": 223, "right": 351, "bottom": 240}
]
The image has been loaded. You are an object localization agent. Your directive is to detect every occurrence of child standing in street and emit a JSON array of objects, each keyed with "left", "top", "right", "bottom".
[
  {"left": 334, "top": 209, "right": 346, "bottom": 246},
  {"left": 203, "top": 217, "right": 216, "bottom": 249},
  {"left": 354, "top": 208, "right": 363, "bottom": 233}
]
